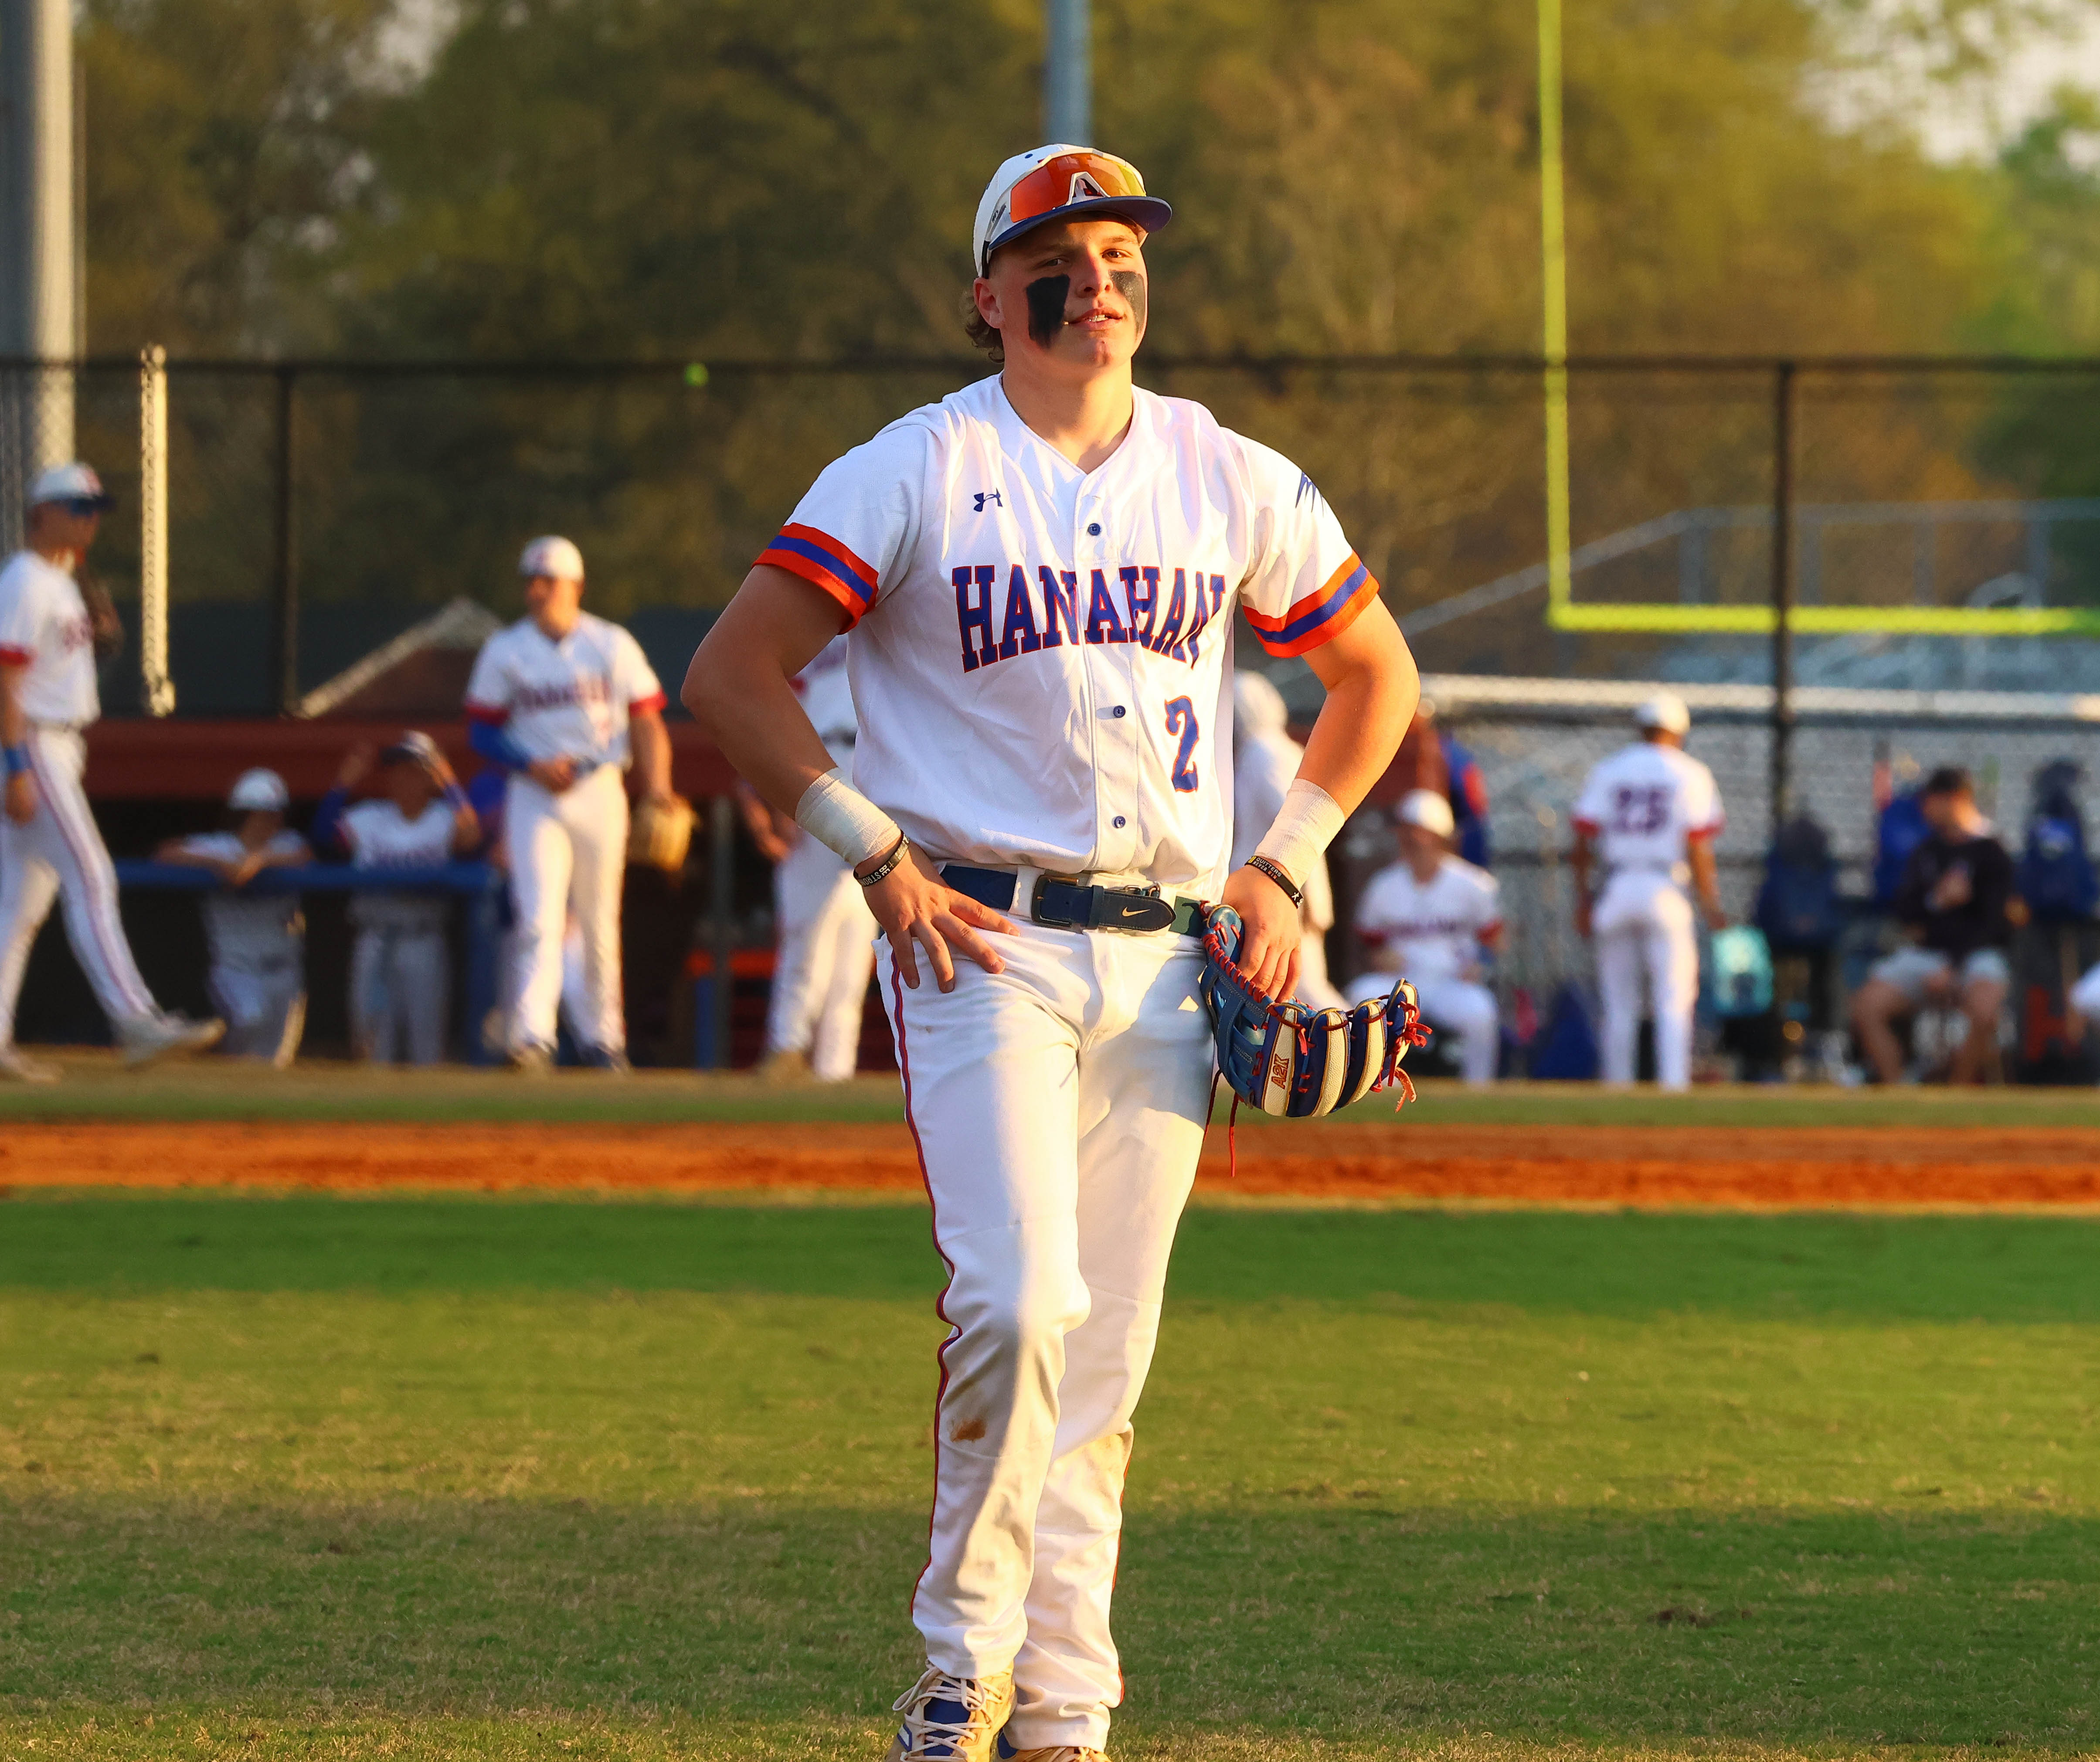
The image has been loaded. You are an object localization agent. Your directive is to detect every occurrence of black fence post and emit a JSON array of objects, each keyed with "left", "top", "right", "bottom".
[
  {"left": 708, "top": 794, "right": 736, "bottom": 1069},
  {"left": 1770, "top": 359, "right": 1797, "bottom": 835},
  {"left": 269, "top": 364, "right": 299, "bottom": 715}
]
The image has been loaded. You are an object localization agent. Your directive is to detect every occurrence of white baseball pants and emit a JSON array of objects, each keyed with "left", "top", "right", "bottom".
[
  {"left": 1346, "top": 970, "right": 1498, "bottom": 1083},
  {"left": 0, "top": 727, "right": 159, "bottom": 1046},
  {"left": 350, "top": 926, "right": 449, "bottom": 1065},
  {"left": 505, "top": 766, "right": 627, "bottom": 1055},
  {"left": 767, "top": 833, "right": 876, "bottom": 1081},
  {"left": 209, "top": 958, "right": 305, "bottom": 1065},
  {"left": 882, "top": 918, "right": 1212, "bottom": 1753},
  {"left": 1593, "top": 870, "right": 1699, "bottom": 1089}
]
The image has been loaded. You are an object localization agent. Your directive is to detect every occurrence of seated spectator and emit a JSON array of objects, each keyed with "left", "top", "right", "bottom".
[
  {"left": 1850, "top": 766, "right": 2013, "bottom": 1085},
  {"left": 313, "top": 733, "right": 479, "bottom": 1067},
  {"left": 1349, "top": 789, "right": 1504, "bottom": 1085},
  {"left": 153, "top": 768, "right": 310, "bottom": 1066}
]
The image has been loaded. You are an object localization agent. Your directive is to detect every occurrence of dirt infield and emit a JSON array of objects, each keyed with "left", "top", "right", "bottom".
[{"left": 5, "top": 1119, "right": 2100, "bottom": 1207}]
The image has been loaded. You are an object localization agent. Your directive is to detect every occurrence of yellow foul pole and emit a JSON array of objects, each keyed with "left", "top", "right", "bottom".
[{"left": 1537, "top": 0, "right": 1573, "bottom": 627}]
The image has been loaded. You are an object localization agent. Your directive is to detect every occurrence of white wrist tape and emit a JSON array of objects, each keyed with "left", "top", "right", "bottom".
[
  {"left": 1253, "top": 778, "right": 1345, "bottom": 891},
  {"left": 794, "top": 768, "right": 902, "bottom": 868}
]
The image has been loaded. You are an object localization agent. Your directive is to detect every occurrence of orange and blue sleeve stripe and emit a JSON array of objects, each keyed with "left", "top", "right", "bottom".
[
  {"left": 1244, "top": 554, "right": 1380, "bottom": 658},
  {"left": 758, "top": 523, "right": 880, "bottom": 626}
]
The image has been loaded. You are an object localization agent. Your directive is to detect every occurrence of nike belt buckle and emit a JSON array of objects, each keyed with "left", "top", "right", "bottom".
[{"left": 1030, "top": 875, "right": 1175, "bottom": 935}]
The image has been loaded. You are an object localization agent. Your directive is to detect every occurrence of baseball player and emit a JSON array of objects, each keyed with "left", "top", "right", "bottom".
[
  {"left": 464, "top": 536, "right": 673, "bottom": 1074},
  {"left": 153, "top": 768, "right": 311, "bottom": 1065},
  {"left": 1349, "top": 789, "right": 1503, "bottom": 1084},
  {"left": 1571, "top": 694, "right": 1726, "bottom": 1089},
  {"left": 313, "top": 732, "right": 479, "bottom": 1065},
  {"left": 681, "top": 145, "right": 1417, "bottom": 1762},
  {"left": 1230, "top": 669, "right": 1343, "bottom": 1010},
  {"left": 0, "top": 462, "right": 224, "bottom": 1081},
  {"left": 740, "top": 636, "right": 878, "bottom": 1081}
]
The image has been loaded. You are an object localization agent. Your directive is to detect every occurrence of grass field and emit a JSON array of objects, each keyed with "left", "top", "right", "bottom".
[
  {"left": 12, "top": 1054, "right": 2100, "bottom": 1129},
  {"left": 5, "top": 1191, "right": 2100, "bottom": 1759}
]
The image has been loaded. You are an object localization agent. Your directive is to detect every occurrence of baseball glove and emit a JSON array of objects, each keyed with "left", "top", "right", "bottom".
[
  {"left": 1200, "top": 905, "right": 1429, "bottom": 1118},
  {"left": 627, "top": 793, "right": 696, "bottom": 874}
]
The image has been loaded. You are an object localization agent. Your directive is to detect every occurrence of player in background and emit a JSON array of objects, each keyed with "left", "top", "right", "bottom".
[
  {"left": 314, "top": 732, "right": 479, "bottom": 1065},
  {"left": 737, "top": 635, "right": 877, "bottom": 1081},
  {"left": 464, "top": 537, "right": 673, "bottom": 1074},
  {"left": 1349, "top": 789, "right": 1503, "bottom": 1083},
  {"left": 0, "top": 463, "right": 224, "bottom": 1081},
  {"left": 1570, "top": 695, "right": 1726, "bottom": 1089},
  {"left": 683, "top": 146, "right": 1416, "bottom": 1762},
  {"left": 1230, "top": 669, "right": 1342, "bottom": 1009},
  {"left": 154, "top": 768, "right": 310, "bottom": 1065}
]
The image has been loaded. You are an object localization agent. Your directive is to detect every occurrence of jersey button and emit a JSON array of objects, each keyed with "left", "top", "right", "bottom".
[
  {"left": 1112, "top": 705, "right": 1126, "bottom": 718},
  {"left": 1113, "top": 816, "right": 1127, "bottom": 828},
  {"left": 1087, "top": 522, "right": 1101, "bottom": 536}
]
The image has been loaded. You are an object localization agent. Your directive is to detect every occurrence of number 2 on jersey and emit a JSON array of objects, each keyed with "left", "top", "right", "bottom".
[{"left": 1163, "top": 697, "right": 1201, "bottom": 793}]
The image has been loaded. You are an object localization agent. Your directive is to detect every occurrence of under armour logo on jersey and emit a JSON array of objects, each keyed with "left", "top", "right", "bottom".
[{"left": 973, "top": 489, "right": 1004, "bottom": 512}]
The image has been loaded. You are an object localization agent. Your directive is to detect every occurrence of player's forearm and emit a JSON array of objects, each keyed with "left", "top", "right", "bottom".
[
  {"left": 1689, "top": 840, "right": 1723, "bottom": 915},
  {"left": 0, "top": 665, "right": 27, "bottom": 749},
  {"left": 630, "top": 709, "right": 673, "bottom": 797},
  {"left": 1295, "top": 603, "right": 1418, "bottom": 817}
]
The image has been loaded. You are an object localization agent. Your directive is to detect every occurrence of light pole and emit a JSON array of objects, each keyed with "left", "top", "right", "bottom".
[{"left": 1044, "top": 0, "right": 1091, "bottom": 144}]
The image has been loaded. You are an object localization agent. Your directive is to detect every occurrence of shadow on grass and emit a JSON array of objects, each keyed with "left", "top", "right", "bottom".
[{"left": 5, "top": 1498, "right": 2095, "bottom": 1748}]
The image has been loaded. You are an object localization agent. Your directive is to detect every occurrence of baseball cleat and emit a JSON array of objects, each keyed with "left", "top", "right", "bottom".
[
  {"left": 0, "top": 1043, "right": 61, "bottom": 1083},
  {"left": 118, "top": 1012, "right": 225, "bottom": 1069},
  {"left": 506, "top": 1043, "right": 553, "bottom": 1076},
  {"left": 884, "top": 1665, "right": 1014, "bottom": 1762},
  {"left": 580, "top": 1044, "right": 632, "bottom": 1075},
  {"left": 758, "top": 1047, "right": 812, "bottom": 1083}
]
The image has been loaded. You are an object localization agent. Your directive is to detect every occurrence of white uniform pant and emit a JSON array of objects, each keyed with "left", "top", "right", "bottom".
[
  {"left": 768, "top": 834, "right": 877, "bottom": 1081},
  {"left": 883, "top": 919, "right": 1212, "bottom": 1752},
  {"left": 0, "top": 726, "right": 157, "bottom": 1045},
  {"left": 350, "top": 922, "right": 449, "bottom": 1065},
  {"left": 209, "top": 956, "right": 305, "bottom": 1065},
  {"left": 506, "top": 766, "right": 627, "bottom": 1054},
  {"left": 1594, "top": 870, "right": 1699, "bottom": 1089}
]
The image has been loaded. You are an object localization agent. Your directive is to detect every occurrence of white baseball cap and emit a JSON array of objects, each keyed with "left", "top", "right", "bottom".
[
  {"left": 27, "top": 461, "right": 114, "bottom": 511},
  {"left": 1634, "top": 693, "right": 1692, "bottom": 735},
  {"left": 381, "top": 730, "right": 445, "bottom": 771},
  {"left": 972, "top": 145, "right": 1172, "bottom": 277},
  {"left": 1397, "top": 788, "right": 1456, "bottom": 837},
  {"left": 518, "top": 535, "right": 584, "bottom": 582},
  {"left": 227, "top": 768, "right": 289, "bottom": 813}
]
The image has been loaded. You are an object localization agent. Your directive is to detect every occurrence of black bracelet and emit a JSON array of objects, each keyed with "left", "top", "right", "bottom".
[
  {"left": 856, "top": 834, "right": 909, "bottom": 888},
  {"left": 1244, "top": 854, "right": 1303, "bottom": 908}
]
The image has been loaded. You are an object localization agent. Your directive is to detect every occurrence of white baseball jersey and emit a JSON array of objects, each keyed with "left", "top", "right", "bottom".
[
  {"left": 1354, "top": 854, "right": 1502, "bottom": 984},
  {"left": 0, "top": 551, "right": 99, "bottom": 726},
  {"left": 463, "top": 613, "right": 666, "bottom": 769},
  {"left": 794, "top": 634, "right": 858, "bottom": 770},
  {"left": 175, "top": 832, "right": 306, "bottom": 968},
  {"left": 341, "top": 799, "right": 461, "bottom": 932},
  {"left": 758, "top": 377, "right": 1380, "bottom": 893},
  {"left": 1572, "top": 742, "right": 1725, "bottom": 881}
]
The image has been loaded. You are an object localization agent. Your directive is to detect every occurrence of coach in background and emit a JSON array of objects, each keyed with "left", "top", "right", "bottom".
[
  {"left": 1851, "top": 766, "right": 2013, "bottom": 1085},
  {"left": 314, "top": 733, "right": 480, "bottom": 1065},
  {"left": 1232, "top": 670, "right": 1344, "bottom": 1010},
  {"left": 1571, "top": 695, "right": 1726, "bottom": 1091},
  {"left": 1349, "top": 789, "right": 1503, "bottom": 1083},
  {"left": 0, "top": 463, "right": 224, "bottom": 1082},
  {"left": 465, "top": 536, "right": 671, "bottom": 1074},
  {"left": 154, "top": 768, "right": 311, "bottom": 1065}
]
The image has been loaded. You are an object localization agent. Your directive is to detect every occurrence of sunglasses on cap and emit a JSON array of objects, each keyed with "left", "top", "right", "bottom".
[{"left": 985, "top": 151, "right": 1161, "bottom": 271}]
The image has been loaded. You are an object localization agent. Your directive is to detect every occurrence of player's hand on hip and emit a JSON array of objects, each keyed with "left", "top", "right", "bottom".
[
  {"left": 863, "top": 844, "right": 1015, "bottom": 993},
  {"left": 528, "top": 756, "right": 578, "bottom": 793},
  {"left": 3, "top": 772, "right": 36, "bottom": 826},
  {"left": 1222, "top": 864, "right": 1302, "bottom": 1001}
]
